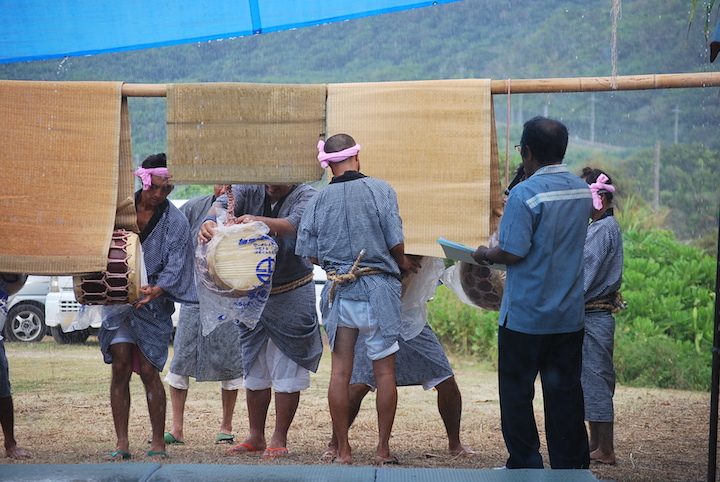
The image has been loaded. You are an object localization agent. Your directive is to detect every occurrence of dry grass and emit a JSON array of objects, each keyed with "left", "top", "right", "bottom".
[{"left": 1, "top": 337, "right": 715, "bottom": 481}]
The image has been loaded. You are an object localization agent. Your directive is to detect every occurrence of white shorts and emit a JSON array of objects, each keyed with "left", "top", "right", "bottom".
[
  {"left": 164, "top": 371, "right": 244, "bottom": 391},
  {"left": 243, "top": 338, "right": 310, "bottom": 393},
  {"left": 421, "top": 375, "right": 453, "bottom": 391},
  {"left": 109, "top": 320, "right": 136, "bottom": 345},
  {"left": 337, "top": 298, "right": 399, "bottom": 360}
]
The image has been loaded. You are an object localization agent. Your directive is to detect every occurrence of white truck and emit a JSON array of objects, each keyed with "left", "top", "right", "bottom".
[
  {"left": 44, "top": 276, "right": 95, "bottom": 344},
  {"left": 45, "top": 276, "right": 181, "bottom": 344}
]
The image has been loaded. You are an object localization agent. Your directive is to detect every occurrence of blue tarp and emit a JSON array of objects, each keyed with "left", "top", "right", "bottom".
[{"left": 0, "top": 0, "right": 461, "bottom": 64}]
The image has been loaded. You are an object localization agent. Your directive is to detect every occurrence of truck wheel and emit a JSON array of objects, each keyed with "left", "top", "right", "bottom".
[
  {"left": 4, "top": 303, "right": 46, "bottom": 342},
  {"left": 51, "top": 326, "right": 90, "bottom": 344}
]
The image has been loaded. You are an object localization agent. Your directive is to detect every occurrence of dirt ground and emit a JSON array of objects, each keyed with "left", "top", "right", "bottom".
[{"left": 0, "top": 339, "right": 715, "bottom": 481}]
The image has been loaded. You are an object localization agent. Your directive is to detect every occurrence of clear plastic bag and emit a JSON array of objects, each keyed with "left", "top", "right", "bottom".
[
  {"left": 70, "top": 304, "right": 132, "bottom": 332},
  {"left": 400, "top": 256, "right": 445, "bottom": 340},
  {"left": 439, "top": 232, "right": 505, "bottom": 312},
  {"left": 195, "top": 221, "right": 278, "bottom": 334}
]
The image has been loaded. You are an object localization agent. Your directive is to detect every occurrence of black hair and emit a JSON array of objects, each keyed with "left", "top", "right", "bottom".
[
  {"left": 581, "top": 166, "right": 614, "bottom": 203},
  {"left": 141, "top": 153, "right": 167, "bottom": 169},
  {"left": 520, "top": 116, "right": 568, "bottom": 165},
  {"left": 323, "top": 134, "right": 356, "bottom": 154}
]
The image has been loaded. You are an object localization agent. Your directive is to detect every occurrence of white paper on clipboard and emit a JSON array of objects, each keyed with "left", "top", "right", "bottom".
[{"left": 437, "top": 238, "right": 506, "bottom": 270}]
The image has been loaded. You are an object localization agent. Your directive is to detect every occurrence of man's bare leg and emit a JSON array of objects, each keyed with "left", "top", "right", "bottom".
[
  {"left": 328, "top": 326, "right": 359, "bottom": 464},
  {"left": 167, "top": 386, "right": 188, "bottom": 443},
  {"left": 263, "top": 391, "right": 300, "bottom": 457},
  {"left": 226, "top": 387, "right": 270, "bottom": 454},
  {"left": 137, "top": 350, "right": 167, "bottom": 456},
  {"left": 324, "top": 383, "right": 370, "bottom": 459},
  {"left": 107, "top": 343, "right": 133, "bottom": 457},
  {"left": 372, "top": 353, "right": 397, "bottom": 464},
  {"left": 220, "top": 388, "right": 238, "bottom": 436},
  {"left": 0, "top": 396, "right": 30, "bottom": 459},
  {"left": 435, "top": 377, "right": 476, "bottom": 456},
  {"left": 589, "top": 421, "right": 615, "bottom": 464}
]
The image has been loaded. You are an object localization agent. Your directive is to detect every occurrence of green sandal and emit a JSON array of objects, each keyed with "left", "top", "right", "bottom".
[
  {"left": 215, "top": 433, "right": 235, "bottom": 444},
  {"left": 147, "top": 450, "right": 168, "bottom": 459},
  {"left": 104, "top": 450, "right": 131, "bottom": 461},
  {"left": 164, "top": 432, "right": 185, "bottom": 445}
]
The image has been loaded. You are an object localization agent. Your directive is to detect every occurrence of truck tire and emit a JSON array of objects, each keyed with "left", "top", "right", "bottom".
[
  {"left": 51, "top": 326, "right": 90, "bottom": 344},
  {"left": 4, "top": 303, "right": 46, "bottom": 342}
]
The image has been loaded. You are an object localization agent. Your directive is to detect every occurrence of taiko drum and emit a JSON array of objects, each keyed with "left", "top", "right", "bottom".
[{"left": 73, "top": 229, "right": 141, "bottom": 305}]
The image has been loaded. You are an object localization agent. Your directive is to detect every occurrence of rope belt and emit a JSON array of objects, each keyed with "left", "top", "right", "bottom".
[
  {"left": 584, "top": 291, "right": 627, "bottom": 314},
  {"left": 270, "top": 272, "right": 314, "bottom": 295},
  {"left": 325, "top": 248, "right": 388, "bottom": 303}
]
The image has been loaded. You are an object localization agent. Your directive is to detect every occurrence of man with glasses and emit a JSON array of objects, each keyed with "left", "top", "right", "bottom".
[
  {"left": 474, "top": 117, "right": 593, "bottom": 470},
  {"left": 100, "top": 153, "right": 197, "bottom": 461}
]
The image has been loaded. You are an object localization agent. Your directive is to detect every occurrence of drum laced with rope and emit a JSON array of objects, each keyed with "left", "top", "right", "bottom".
[{"left": 73, "top": 229, "right": 142, "bottom": 305}]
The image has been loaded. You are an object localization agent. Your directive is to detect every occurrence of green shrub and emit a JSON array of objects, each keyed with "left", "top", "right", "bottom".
[
  {"left": 615, "top": 228, "right": 716, "bottom": 390},
  {"left": 427, "top": 285, "right": 498, "bottom": 363}
]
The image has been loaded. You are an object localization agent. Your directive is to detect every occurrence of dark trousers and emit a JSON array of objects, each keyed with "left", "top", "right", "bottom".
[{"left": 498, "top": 325, "right": 590, "bottom": 469}]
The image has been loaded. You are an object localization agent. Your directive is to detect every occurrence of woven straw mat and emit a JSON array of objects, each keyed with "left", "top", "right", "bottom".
[
  {"left": 0, "top": 80, "right": 130, "bottom": 274},
  {"left": 326, "top": 79, "right": 501, "bottom": 258},
  {"left": 167, "top": 82, "right": 326, "bottom": 184}
]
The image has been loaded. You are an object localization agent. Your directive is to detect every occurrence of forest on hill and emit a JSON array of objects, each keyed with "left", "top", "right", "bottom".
[{"left": 1, "top": 0, "right": 718, "bottom": 241}]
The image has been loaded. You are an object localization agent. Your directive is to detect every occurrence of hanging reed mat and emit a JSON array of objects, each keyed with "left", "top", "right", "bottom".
[
  {"left": 114, "top": 98, "right": 138, "bottom": 233},
  {"left": 0, "top": 80, "right": 128, "bottom": 274},
  {"left": 167, "top": 83, "right": 326, "bottom": 184},
  {"left": 326, "top": 79, "right": 501, "bottom": 258}
]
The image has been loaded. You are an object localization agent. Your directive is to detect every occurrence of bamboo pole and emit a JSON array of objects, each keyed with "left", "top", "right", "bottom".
[
  {"left": 491, "top": 72, "right": 720, "bottom": 94},
  {"left": 121, "top": 72, "right": 720, "bottom": 97}
]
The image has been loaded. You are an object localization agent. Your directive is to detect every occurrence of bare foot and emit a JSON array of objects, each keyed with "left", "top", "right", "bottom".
[
  {"left": 332, "top": 455, "right": 353, "bottom": 465},
  {"left": 6, "top": 446, "right": 31, "bottom": 459},
  {"left": 320, "top": 449, "right": 338, "bottom": 462},
  {"left": 375, "top": 455, "right": 400, "bottom": 465},
  {"left": 263, "top": 447, "right": 289, "bottom": 459},
  {"left": 590, "top": 448, "right": 616, "bottom": 465},
  {"left": 450, "top": 446, "right": 479, "bottom": 457},
  {"left": 224, "top": 441, "right": 265, "bottom": 455}
]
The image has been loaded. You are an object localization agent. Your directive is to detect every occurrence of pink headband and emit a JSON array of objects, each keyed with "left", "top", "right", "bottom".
[
  {"left": 589, "top": 173, "right": 615, "bottom": 210},
  {"left": 317, "top": 140, "right": 361, "bottom": 169},
  {"left": 134, "top": 167, "right": 171, "bottom": 190}
]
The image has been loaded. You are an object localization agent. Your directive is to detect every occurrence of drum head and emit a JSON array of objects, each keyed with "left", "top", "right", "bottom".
[{"left": 207, "top": 226, "right": 277, "bottom": 293}]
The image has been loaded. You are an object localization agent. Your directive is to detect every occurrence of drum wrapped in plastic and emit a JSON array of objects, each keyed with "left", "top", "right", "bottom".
[
  {"left": 201, "top": 221, "right": 278, "bottom": 295},
  {"left": 441, "top": 262, "right": 505, "bottom": 311},
  {"left": 73, "top": 229, "right": 143, "bottom": 305},
  {"left": 440, "top": 230, "right": 505, "bottom": 311},
  {"left": 196, "top": 221, "right": 278, "bottom": 334},
  {"left": 458, "top": 262, "right": 505, "bottom": 311}
]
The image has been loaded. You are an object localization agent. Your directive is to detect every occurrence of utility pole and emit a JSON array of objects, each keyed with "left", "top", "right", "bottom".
[
  {"left": 590, "top": 94, "right": 596, "bottom": 144},
  {"left": 672, "top": 105, "right": 681, "bottom": 144},
  {"left": 653, "top": 141, "right": 661, "bottom": 211}
]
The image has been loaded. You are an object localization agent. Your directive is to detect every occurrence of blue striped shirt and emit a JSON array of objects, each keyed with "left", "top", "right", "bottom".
[{"left": 498, "top": 164, "right": 593, "bottom": 335}]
